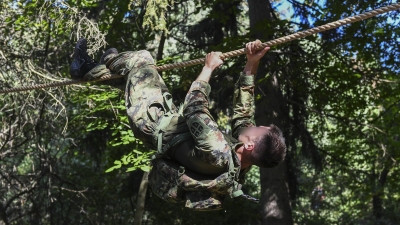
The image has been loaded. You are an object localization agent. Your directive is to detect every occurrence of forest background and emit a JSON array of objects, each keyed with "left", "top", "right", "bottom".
[{"left": 1, "top": 0, "right": 399, "bottom": 224}]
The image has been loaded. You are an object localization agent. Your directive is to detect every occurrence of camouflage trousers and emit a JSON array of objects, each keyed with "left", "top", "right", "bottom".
[{"left": 85, "top": 50, "right": 179, "bottom": 149}]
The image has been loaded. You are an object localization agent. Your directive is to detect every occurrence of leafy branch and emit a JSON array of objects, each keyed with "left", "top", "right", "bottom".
[{"left": 106, "top": 150, "right": 155, "bottom": 173}]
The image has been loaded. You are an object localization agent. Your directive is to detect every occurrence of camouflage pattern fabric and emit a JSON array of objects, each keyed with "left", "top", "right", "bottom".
[
  {"left": 108, "top": 51, "right": 182, "bottom": 148},
  {"left": 148, "top": 72, "right": 258, "bottom": 211},
  {"left": 83, "top": 64, "right": 110, "bottom": 80},
  {"left": 84, "top": 50, "right": 258, "bottom": 210},
  {"left": 231, "top": 74, "right": 256, "bottom": 138},
  {"left": 182, "top": 81, "right": 232, "bottom": 169},
  {"left": 176, "top": 73, "right": 256, "bottom": 176},
  {"left": 149, "top": 158, "right": 232, "bottom": 211},
  {"left": 184, "top": 191, "right": 224, "bottom": 211}
]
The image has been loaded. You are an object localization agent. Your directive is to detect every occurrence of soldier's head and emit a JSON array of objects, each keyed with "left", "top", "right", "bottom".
[{"left": 238, "top": 124, "right": 286, "bottom": 168}]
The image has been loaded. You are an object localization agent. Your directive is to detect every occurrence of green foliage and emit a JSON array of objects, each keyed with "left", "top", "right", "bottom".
[
  {"left": 129, "top": 0, "right": 173, "bottom": 33},
  {"left": 106, "top": 150, "right": 155, "bottom": 173},
  {"left": 280, "top": 1, "right": 400, "bottom": 223},
  {"left": 69, "top": 86, "right": 153, "bottom": 173}
]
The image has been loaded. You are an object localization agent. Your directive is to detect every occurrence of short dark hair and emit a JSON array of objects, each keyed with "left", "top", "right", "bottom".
[{"left": 251, "top": 124, "right": 286, "bottom": 168}]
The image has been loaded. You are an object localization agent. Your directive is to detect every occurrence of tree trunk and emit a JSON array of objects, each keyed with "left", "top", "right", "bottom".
[
  {"left": 247, "top": 0, "right": 293, "bottom": 224},
  {"left": 134, "top": 171, "right": 149, "bottom": 225},
  {"left": 372, "top": 168, "right": 389, "bottom": 220},
  {"left": 0, "top": 202, "right": 9, "bottom": 225},
  {"left": 260, "top": 161, "right": 293, "bottom": 224},
  {"left": 156, "top": 31, "right": 166, "bottom": 62},
  {"left": 256, "top": 72, "right": 293, "bottom": 225}
]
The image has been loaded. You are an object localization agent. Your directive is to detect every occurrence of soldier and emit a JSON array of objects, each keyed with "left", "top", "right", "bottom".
[{"left": 70, "top": 39, "right": 286, "bottom": 210}]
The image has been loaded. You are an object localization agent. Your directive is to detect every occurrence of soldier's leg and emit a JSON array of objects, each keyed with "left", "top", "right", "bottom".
[
  {"left": 70, "top": 38, "right": 177, "bottom": 149},
  {"left": 70, "top": 39, "right": 125, "bottom": 89},
  {"left": 104, "top": 50, "right": 178, "bottom": 148}
]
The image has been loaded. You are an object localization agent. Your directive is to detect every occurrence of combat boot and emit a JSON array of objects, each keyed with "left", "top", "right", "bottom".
[
  {"left": 100, "top": 48, "right": 119, "bottom": 66},
  {"left": 70, "top": 38, "right": 99, "bottom": 79},
  {"left": 83, "top": 48, "right": 126, "bottom": 90}
]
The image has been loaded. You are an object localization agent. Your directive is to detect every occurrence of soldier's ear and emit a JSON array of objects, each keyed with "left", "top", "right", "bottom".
[{"left": 244, "top": 141, "right": 254, "bottom": 151}]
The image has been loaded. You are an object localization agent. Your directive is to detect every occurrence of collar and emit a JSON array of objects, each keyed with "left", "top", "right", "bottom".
[{"left": 230, "top": 139, "right": 243, "bottom": 168}]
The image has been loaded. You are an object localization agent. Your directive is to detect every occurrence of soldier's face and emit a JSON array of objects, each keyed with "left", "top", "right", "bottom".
[{"left": 238, "top": 126, "right": 270, "bottom": 143}]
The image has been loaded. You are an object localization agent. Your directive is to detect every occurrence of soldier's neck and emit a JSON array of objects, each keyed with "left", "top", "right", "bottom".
[{"left": 235, "top": 145, "right": 252, "bottom": 169}]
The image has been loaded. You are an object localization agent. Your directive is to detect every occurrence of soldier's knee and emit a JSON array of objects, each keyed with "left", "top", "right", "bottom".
[{"left": 137, "top": 50, "right": 155, "bottom": 64}]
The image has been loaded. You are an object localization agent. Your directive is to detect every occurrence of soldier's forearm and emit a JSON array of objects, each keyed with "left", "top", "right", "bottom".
[
  {"left": 243, "top": 60, "right": 260, "bottom": 75},
  {"left": 183, "top": 81, "right": 212, "bottom": 117},
  {"left": 196, "top": 66, "right": 214, "bottom": 83}
]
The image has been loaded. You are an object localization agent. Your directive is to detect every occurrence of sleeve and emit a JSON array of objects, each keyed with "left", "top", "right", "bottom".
[
  {"left": 182, "top": 81, "right": 231, "bottom": 169},
  {"left": 231, "top": 73, "right": 256, "bottom": 139}
]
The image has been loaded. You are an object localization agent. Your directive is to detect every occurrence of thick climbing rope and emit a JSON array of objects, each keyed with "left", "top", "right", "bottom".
[
  {"left": 0, "top": 74, "right": 123, "bottom": 94},
  {"left": 1, "top": 2, "right": 399, "bottom": 94}
]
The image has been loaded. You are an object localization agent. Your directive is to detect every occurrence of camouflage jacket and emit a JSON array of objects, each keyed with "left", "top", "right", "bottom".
[
  {"left": 149, "top": 73, "right": 256, "bottom": 210},
  {"left": 172, "top": 73, "right": 256, "bottom": 175}
]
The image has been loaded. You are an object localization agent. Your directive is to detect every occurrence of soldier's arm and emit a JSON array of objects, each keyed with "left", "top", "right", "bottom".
[
  {"left": 182, "top": 52, "right": 232, "bottom": 169},
  {"left": 232, "top": 40, "right": 270, "bottom": 138},
  {"left": 231, "top": 73, "right": 256, "bottom": 138}
]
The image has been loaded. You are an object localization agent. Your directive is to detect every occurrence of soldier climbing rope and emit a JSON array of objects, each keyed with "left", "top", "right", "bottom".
[
  {"left": 0, "top": 2, "right": 399, "bottom": 94},
  {"left": 2, "top": 3, "right": 399, "bottom": 211}
]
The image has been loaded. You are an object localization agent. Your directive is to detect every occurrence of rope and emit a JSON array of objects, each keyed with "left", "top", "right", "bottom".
[
  {"left": 1, "top": 2, "right": 399, "bottom": 94},
  {"left": 0, "top": 74, "right": 122, "bottom": 93},
  {"left": 156, "top": 2, "right": 400, "bottom": 71}
]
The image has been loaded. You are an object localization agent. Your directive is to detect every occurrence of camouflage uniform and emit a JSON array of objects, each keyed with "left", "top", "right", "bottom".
[
  {"left": 86, "top": 50, "right": 257, "bottom": 210},
  {"left": 89, "top": 50, "right": 190, "bottom": 149},
  {"left": 170, "top": 74, "right": 256, "bottom": 175}
]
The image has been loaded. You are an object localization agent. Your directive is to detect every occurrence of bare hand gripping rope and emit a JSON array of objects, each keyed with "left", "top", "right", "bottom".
[{"left": 1, "top": 2, "right": 399, "bottom": 94}]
